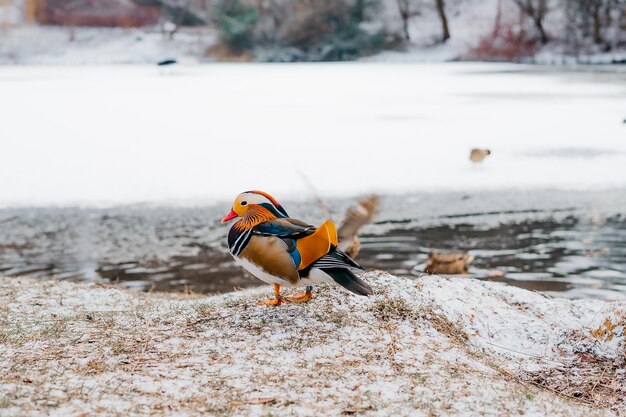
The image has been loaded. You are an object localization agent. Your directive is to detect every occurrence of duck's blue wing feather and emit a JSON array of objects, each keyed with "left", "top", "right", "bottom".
[
  {"left": 252, "top": 219, "right": 315, "bottom": 239},
  {"left": 251, "top": 219, "right": 316, "bottom": 269}
]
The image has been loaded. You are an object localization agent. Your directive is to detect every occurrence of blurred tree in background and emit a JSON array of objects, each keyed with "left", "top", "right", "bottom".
[
  {"left": 511, "top": 0, "right": 551, "bottom": 44},
  {"left": 395, "top": 0, "right": 415, "bottom": 41},
  {"left": 564, "top": 0, "right": 626, "bottom": 53},
  {"left": 470, "top": 0, "right": 625, "bottom": 60},
  {"left": 212, "top": 0, "right": 388, "bottom": 61},
  {"left": 394, "top": 0, "right": 450, "bottom": 43},
  {"left": 214, "top": 0, "right": 258, "bottom": 52},
  {"left": 435, "top": 0, "right": 450, "bottom": 42},
  {"left": 5, "top": 0, "right": 626, "bottom": 62}
]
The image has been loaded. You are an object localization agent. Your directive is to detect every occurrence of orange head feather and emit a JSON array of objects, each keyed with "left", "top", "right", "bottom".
[{"left": 221, "top": 191, "right": 289, "bottom": 229}]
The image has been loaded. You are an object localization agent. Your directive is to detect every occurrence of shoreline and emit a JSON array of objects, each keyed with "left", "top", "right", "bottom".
[
  {"left": 2, "top": 188, "right": 626, "bottom": 300},
  {"left": 1, "top": 26, "right": 626, "bottom": 66}
]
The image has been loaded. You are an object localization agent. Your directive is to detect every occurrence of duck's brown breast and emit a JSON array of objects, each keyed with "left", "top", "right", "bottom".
[{"left": 240, "top": 235, "right": 300, "bottom": 285}]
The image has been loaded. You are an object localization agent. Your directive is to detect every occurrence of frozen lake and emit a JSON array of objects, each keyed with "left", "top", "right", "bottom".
[
  {"left": 1, "top": 63, "right": 625, "bottom": 299},
  {"left": 1, "top": 63, "right": 625, "bottom": 206}
]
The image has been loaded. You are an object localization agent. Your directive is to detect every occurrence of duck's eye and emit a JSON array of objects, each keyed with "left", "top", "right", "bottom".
[{"left": 241, "top": 201, "right": 248, "bottom": 206}]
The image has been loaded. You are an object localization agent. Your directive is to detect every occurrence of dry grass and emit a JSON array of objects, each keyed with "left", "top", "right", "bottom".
[
  {"left": 523, "top": 362, "right": 624, "bottom": 411},
  {"left": 0, "top": 273, "right": 620, "bottom": 417},
  {"left": 591, "top": 309, "right": 626, "bottom": 342},
  {"left": 415, "top": 275, "right": 625, "bottom": 416},
  {"left": 514, "top": 314, "right": 626, "bottom": 415}
]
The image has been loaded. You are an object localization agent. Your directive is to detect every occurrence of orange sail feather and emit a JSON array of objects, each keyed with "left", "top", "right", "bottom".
[{"left": 296, "top": 220, "right": 338, "bottom": 270}]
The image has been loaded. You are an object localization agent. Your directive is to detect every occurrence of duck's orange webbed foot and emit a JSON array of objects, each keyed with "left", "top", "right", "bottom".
[
  {"left": 256, "top": 284, "right": 285, "bottom": 307},
  {"left": 256, "top": 297, "right": 285, "bottom": 306},
  {"left": 285, "top": 286, "right": 314, "bottom": 304}
]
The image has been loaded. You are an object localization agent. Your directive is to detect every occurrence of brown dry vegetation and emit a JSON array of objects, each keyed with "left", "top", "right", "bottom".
[
  {"left": 0, "top": 273, "right": 622, "bottom": 417},
  {"left": 33, "top": 0, "right": 161, "bottom": 27}
]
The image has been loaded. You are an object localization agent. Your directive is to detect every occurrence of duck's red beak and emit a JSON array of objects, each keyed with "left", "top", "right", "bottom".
[{"left": 221, "top": 209, "right": 238, "bottom": 223}]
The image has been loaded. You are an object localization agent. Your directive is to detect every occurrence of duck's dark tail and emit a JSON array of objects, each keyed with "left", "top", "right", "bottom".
[
  {"left": 321, "top": 267, "right": 372, "bottom": 296},
  {"left": 306, "top": 248, "right": 372, "bottom": 296}
]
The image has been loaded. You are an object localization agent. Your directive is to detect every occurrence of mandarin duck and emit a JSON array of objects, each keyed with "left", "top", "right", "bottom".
[
  {"left": 221, "top": 191, "right": 373, "bottom": 306},
  {"left": 470, "top": 148, "right": 491, "bottom": 163},
  {"left": 425, "top": 250, "right": 474, "bottom": 275},
  {"left": 337, "top": 195, "right": 380, "bottom": 259}
]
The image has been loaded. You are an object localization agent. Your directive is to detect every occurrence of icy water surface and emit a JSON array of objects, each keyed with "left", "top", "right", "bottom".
[
  {"left": 0, "top": 189, "right": 625, "bottom": 300},
  {"left": 1, "top": 63, "right": 626, "bottom": 205}
]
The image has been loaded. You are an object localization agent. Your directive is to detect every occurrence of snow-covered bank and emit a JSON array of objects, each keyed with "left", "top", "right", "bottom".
[
  {"left": 3, "top": 25, "right": 626, "bottom": 66},
  {"left": 0, "top": 26, "right": 215, "bottom": 65},
  {"left": 0, "top": 272, "right": 623, "bottom": 416},
  {"left": 367, "top": 44, "right": 626, "bottom": 65}
]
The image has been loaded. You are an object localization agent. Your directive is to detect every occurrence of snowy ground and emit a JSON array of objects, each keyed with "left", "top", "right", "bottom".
[
  {"left": 0, "top": 272, "right": 623, "bottom": 416},
  {"left": 1, "top": 63, "right": 625, "bottom": 207},
  {"left": 0, "top": 26, "right": 214, "bottom": 65}
]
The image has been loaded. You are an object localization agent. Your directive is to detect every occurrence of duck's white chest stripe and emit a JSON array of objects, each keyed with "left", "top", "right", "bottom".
[{"left": 231, "top": 229, "right": 252, "bottom": 256}]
